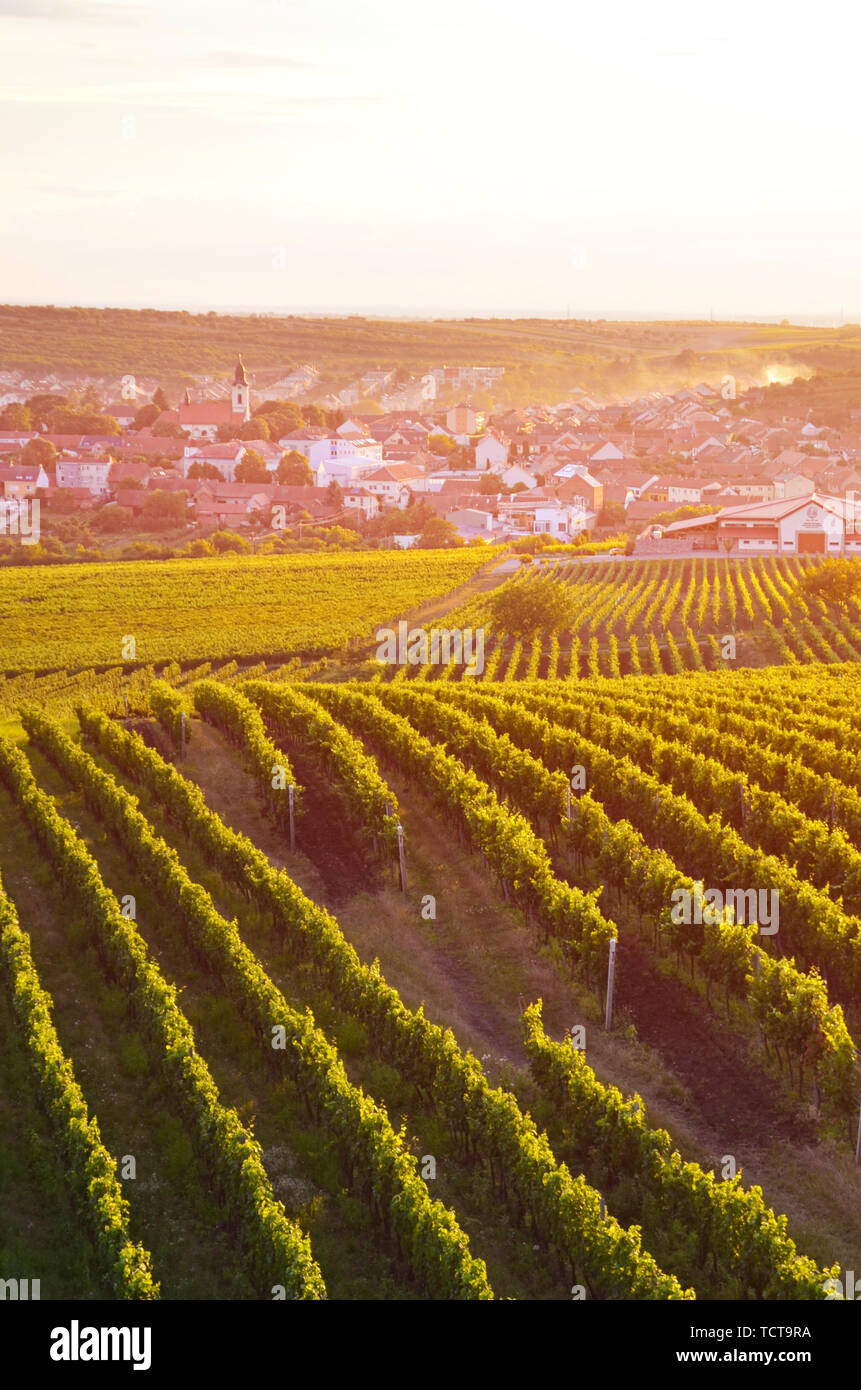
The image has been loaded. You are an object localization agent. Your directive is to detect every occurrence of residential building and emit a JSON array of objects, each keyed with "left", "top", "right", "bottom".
[
  {"left": 360, "top": 462, "right": 424, "bottom": 508},
  {"left": 474, "top": 430, "right": 510, "bottom": 473},
  {"left": 56, "top": 455, "right": 114, "bottom": 495},
  {"left": 342, "top": 488, "right": 380, "bottom": 522},
  {"left": 446, "top": 402, "right": 478, "bottom": 436},
  {"left": 0, "top": 463, "right": 49, "bottom": 497}
]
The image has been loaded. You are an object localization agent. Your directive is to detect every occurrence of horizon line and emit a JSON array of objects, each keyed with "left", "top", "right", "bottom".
[{"left": 2, "top": 299, "right": 859, "bottom": 327}]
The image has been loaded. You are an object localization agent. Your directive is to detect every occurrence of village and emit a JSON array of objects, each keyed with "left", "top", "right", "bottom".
[{"left": 1, "top": 355, "right": 860, "bottom": 558}]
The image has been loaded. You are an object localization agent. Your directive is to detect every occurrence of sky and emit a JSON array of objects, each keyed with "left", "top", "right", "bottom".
[{"left": 1, "top": 0, "right": 859, "bottom": 319}]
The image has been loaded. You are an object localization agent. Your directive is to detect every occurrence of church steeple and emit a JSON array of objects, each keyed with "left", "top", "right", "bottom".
[{"left": 231, "top": 355, "right": 250, "bottom": 420}]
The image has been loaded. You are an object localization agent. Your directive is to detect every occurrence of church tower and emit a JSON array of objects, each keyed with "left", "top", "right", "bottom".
[{"left": 232, "top": 356, "right": 251, "bottom": 420}]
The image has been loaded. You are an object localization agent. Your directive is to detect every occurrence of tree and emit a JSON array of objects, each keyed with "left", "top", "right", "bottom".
[
  {"left": 142, "top": 490, "right": 188, "bottom": 529},
  {"left": 597, "top": 501, "right": 627, "bottom": 528},
  {"left": 476, "top": 473, "right": 504, "bottom": 494},
  {"left": 303, "top": 404, "right": 326, "bottom": 427},
  {"left": 361, "top": 497, "right": 433, "bottom": 538},
  {"left": 134, "top": 402, "right": 161, "bottom": 430},
  {"left": 800, "top": 556, "right": 861, "bottom": 610},
  {"left": 49, "top": 486, "right": 78, "bottom": 514},
  {"left": 121, "top": 541, "right": 174, "bottom": 560},
  {"left": 326, "top": 480, "right": 343, "bottom": 507},
  {"left": 429, "top": 432, "right": 456, "bottom": 455},
  {"left": 152, "top": 419, "right": 188, "bottom": 438},
  {"left": 187, "top": 461, "right": 223, "bottom": 480},
  {"left": 239, "top": 418, "right": 268, "bottom": 441},
  {"left": 253, "top": 400, "right": 304, "bottom": 434},
  {"left": 25, "top": 393, "right": 66, "bottom": 430},
  {"left": 416, "top": 516, "right": 464, "bottom": 549},
  {"left": 47, "top": 409, "right": 121, "bottom": 435},
  {"left": 152, "top": 387, "right": 170, "bottom": 411},
  {"left": 92, "top": 503, "right": 135, "bottom": 533},
  {"left": 234, "top": 449, "right": 269, "bottom": 483},
  {"left": 489, "top": 574, "right": 576, "bottom": 636},
  {"left": 0, "top": 402, "right": 32, "bottom": 430},
  {"left": 21, "top": 437, "right": 57, "bottom": 473},
  {"left": 210, "top": 529, "right": 251, "bottom": 554},
  {"left": 277, "top": 450, "right": 313, "bottom": 485}
]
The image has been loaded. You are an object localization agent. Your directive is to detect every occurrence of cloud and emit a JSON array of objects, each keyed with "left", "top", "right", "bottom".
[
  {"left": 205, "top": 50, "right": 314, "bottom": 70},
  {"left": 0, "top": 0, "right": 144, "bottom": 20}
]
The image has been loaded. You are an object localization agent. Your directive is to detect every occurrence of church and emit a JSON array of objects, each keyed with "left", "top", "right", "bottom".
[{"left": 161, "top": 358, "right": 252, "bottom": 442}]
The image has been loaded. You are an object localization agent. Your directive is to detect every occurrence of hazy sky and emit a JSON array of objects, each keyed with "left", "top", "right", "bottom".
[{"left": 1, "top": 0, "right": 859, "bottom": 318}]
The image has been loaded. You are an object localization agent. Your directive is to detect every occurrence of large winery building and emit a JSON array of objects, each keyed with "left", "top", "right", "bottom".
[{"left": 662, "top": 493, "right": 861, "bottom": 555}]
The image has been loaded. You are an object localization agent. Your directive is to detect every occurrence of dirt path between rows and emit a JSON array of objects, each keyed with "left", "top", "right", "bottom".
[{"left": 614, "top": 932, "right": 811, "bottom": 1149}]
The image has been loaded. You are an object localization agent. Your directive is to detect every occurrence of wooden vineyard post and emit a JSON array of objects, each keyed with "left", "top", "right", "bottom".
[
  {"left": 566, "top": 785, "right": 572, "bottom": 820},
  {"left": 180, "top": 710, "right": 187, "bottom": 759},
  {"left": 855, "top": 1102, "right": 861, "bottom": 1165},
  {"left": 288, "top": 785, "right": 296, "bottom": 852},
  {"left": 604, "top": 938, "right": 617, "bottom": 1031},
  {"left": 123, "top": 693, "right": 129, "bottom": 718}
]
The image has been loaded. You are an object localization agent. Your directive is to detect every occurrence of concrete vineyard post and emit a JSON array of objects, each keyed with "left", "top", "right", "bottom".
[
  {"left": 397, "top": 823, "right": 407, "bottom": 893},
  {"left": 604, "top": 938, "right": 617, "bottom": 1031}
]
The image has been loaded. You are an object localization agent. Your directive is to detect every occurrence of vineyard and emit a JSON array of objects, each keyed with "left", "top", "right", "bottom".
[
  {"left": 392, "top": 553, "right": 861, "bottom": 680},
  {"left": 5, "top": 614, "right": 861, "bottom": 1295},
  {"left": 4, "top": 550, "right": 861, "bottom": 1303}
]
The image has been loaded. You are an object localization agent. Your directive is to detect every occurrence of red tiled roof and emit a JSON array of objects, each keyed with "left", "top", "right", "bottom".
[
  {"left": 177, "top": 402, "right": 242, "bottom": 426},
  {"left": 0, "top": 464, "right": 42, "bottom": 481},
  {"left": 184, "top": 443, "right": 245, "bottom": 460}
]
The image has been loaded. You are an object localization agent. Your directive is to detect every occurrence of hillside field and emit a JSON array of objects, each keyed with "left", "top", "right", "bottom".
[{"left": 6, "top": 304, "right": 861, "bottom": 404}]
